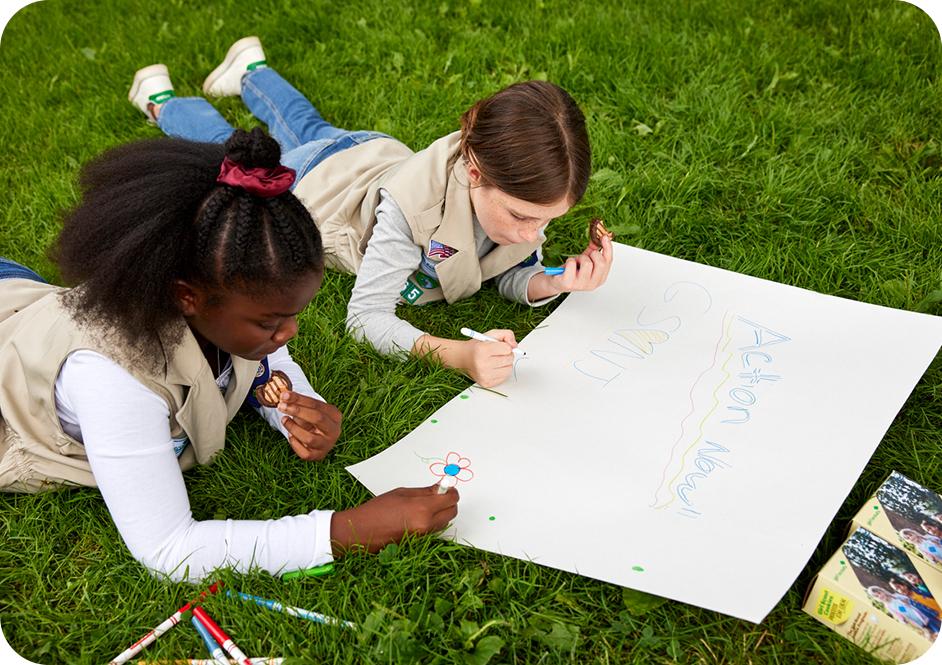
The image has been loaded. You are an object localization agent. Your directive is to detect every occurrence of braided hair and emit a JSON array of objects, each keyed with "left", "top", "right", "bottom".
[{"left": 53, "top": 127, "right": 323, "bottom": 353}]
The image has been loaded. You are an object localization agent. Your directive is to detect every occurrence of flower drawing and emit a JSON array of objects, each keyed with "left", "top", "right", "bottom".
[{"left": 430, "top": 452, "right": 474, "bottom": 487}]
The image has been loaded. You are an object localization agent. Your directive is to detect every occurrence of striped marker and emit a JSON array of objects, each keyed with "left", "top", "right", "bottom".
[
  {"left": 108, "top": 582, "right": 222, "bottom": 664},
  {"left": 192, "top": 606, "right": 252, "bottom": 665},
  {"left": 226, "top": 590, "right": 355, "bottom": 629},
  {"left": 191, "top": 615, "right": 229, "bottom": 665},
  {"left": 136, "top": 656, "right": 285, "bottom": 665}
]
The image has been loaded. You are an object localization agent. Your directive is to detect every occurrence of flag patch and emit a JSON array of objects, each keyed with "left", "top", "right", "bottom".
[{"left": 428, "top": 240, "right": 457, "bottom": 260}]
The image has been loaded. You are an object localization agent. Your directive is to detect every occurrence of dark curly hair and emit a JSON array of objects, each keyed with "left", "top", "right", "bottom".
[{"left": 52, "top": 127, "right": 323, "bottom": 352}]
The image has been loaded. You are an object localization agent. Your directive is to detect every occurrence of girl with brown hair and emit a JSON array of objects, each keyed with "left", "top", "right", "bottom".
[{"left": 130, "top": 36, "right": 612, "bottom": 389}]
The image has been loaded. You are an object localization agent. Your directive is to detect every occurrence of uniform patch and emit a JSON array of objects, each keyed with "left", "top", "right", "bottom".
[
  {"left": 401, "top": 270, "right": 440, "bottom": 304},
  {"left": 517, "top": 251, "right": 539, "bottom": 268},
  {"left": 414, "top": 271, "right": 439, "bottom": 290},
  {"left": 419, "top": 252, "right": 440, "bottom": 277},
  {"left": 428, "top": 240, "right": 457, "bottom": 260},
  {"left": 171, "top": 434, "right": 190, "bottom": 457},
  {"left": 400, "top": 277, "right": 424, "bottom": 304},
  {"left": 244, "top": 356, "right": 272, "bottom": 409}
]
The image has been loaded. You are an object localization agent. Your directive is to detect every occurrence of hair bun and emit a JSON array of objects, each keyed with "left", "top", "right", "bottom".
[{"left": 223, "top": 127, "right": 281, "bottom": 169}]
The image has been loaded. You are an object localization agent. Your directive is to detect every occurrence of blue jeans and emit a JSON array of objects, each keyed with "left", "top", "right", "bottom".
[
  {"left": 157, "top": 68, "right": 387, "bottom": 184},
  {"left": 0, "top": 258, "right": 46, "bottom": 283}
]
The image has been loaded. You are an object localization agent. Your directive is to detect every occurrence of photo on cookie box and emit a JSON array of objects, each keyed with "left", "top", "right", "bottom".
[
  {"left": 876, "top": 471, "right": 942, "bottom": 569},
  {"left": 842, "top": 528, "right": 941, "bottom": 644}
]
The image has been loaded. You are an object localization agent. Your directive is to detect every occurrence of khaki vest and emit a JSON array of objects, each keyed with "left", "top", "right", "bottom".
[
  {"left": 292, "top": 131, "right": 542, "bottom": 305},
  {"left": 0, "top": 279, "right": 260, "bottom": 493}
]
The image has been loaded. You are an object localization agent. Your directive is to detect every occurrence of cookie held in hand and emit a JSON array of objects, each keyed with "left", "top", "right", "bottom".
[
  {"left": 255, "top": 370, "right": 293, "bottom": 407},
  {"left": 589, "top": 218, "right": 614, "bottom": 246}
]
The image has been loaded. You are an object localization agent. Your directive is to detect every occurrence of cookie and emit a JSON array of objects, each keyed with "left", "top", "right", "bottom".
[
  {"left": 254, "top": 370, "right": 293, "bottom": 407},
  {"left": 589, "top": 218, "right": 614, "bottom": 246}
]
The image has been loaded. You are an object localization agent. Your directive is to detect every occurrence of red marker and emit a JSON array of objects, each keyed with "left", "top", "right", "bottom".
[
  {"left": 108, "top": 581, "right": 222, "bottom": 664},
  {"left": 192, "top": 606, "right": 253, "bottom": 665}
]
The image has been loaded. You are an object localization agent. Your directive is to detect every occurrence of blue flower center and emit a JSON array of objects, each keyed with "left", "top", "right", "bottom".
[{"left": 444, "top": 464, "right": 460, "bottom": 476}]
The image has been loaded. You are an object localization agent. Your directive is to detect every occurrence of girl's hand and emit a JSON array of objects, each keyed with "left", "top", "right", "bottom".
[
  {"left": 330, "top": 484, "right": 460, "bottom": 554},
  {"left": 277, "top": 392, "right": 343, "bottom": 461},
  {"left": 552, "top": 234, "right": 613, "bottom": 292},
  {"left": 459, "top": 329, "right": 517, "bottom": 388}
]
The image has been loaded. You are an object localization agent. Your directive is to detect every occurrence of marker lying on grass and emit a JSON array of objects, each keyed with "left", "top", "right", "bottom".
[
  {"left": 460, "top": 327, "right": 526, "bottom": 357},
  {"left": 190, "top": 615, "right": 228, "bottom": 665},
  {"left": 281, "top": 563, "right": 334, "bottom": 581},
  {"left": 225, "top": 590, "right": 356, "bottom": 629},
  {"left": 136, "top": 659, "right": 284, "bottom": 665},
  {"left": 108, "top": 581, "right": 222, "bottom": 664},
  {"left": 192, "top": 606, "right": 253, "bottom": 665}
]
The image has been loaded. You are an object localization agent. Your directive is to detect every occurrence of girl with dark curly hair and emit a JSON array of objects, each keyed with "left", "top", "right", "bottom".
[{"left": 0, "top": 128, "right": 459, "bottom": 581}]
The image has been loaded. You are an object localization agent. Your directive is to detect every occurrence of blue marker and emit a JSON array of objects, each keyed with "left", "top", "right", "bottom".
[
  {"left": 543, "top": 266, "right": 565, "bottom": 275},
  {"left": 225, "top": 589, "right": 356, "bottom": 628},
  {"left": 190, "top": 615, "right": 228, "bottom": 665}
]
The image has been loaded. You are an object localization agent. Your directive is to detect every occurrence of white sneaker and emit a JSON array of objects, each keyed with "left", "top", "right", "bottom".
[
  {"left": 202, "top": 36, "right": 267, "bottom": 97},
  {"left": 128, "top": 64, "right": 175, "bottom": 124}
]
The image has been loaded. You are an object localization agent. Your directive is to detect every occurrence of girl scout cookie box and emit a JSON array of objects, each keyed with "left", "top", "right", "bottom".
[
  {"left": 802, "top": 527, "right": 940, "bottom": 663},
  {"left": 852, "top": 471, "right": 942, "bottom": 574}
]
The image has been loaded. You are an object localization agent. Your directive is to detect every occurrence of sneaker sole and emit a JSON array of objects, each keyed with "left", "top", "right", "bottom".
[{"left": 202, "top": 35, "right": 262, "bottom": 96}]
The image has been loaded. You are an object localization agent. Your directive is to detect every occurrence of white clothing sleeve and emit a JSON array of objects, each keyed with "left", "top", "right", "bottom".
[
  {"left": 345, "top": 191, "right": 427, "bottom": 355},
  {"left": 254, "top": 344, "right": 325, "bottom": 439},
  {"left": 56, "top": 350, "right": 334, "bottom": 582}
]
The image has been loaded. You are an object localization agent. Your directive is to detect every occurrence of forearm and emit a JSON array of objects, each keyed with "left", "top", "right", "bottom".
[
  {"left": 412, "top": 333, "right": 469, "bottom": 372},
  {"left": 526, "top": 272, "right": 564, "bottom": 302},
  {"left": 63, "top": 353, "right": 334, "bottom": 581},
  {"left": 346, "top": 306, "right": 426, "bottom": 356},
  {"left": 143, "top": 511, "right": 335, "bottom": 581},
  {"left": 347, "top": 193, "right": 428, "bottom": 355}
]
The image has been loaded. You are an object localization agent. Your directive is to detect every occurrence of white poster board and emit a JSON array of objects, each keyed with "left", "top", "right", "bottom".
[{"left": 347, "top": 243, "right": 942, "bottom": 622}]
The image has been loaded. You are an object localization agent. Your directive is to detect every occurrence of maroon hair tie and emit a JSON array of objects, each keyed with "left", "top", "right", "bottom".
[{"left": 216, "top": 157, "right": 296, "bottom": 197}]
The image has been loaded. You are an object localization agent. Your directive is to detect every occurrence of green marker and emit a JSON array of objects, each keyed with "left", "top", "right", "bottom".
[{"left": 282, "top": 563, "right": 335, "bottom": 581}]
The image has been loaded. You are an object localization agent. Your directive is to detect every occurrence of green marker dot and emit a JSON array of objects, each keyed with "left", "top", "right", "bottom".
[
  {"left": 632, "top": 565, "right": 644, "bottom": 572},
  {"left": 431, "top": 419, "right": 438, "bottom": 424},
  {"left": 460, "top": 394, "right": 469, "bottom": 400},
  {"left": 873, "top": 505, "right": 879, "bottom": 510},
  {"left": 488, "top": 516, "right": 496, "bottom": 521}
]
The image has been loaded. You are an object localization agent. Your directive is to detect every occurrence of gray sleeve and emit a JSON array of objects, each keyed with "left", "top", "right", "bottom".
[
  {"left": 494, "top": 245, "right": 562, "bottom": 307},
  {"left": 345, "top": 192, "right": 427, "bottom": 356}
]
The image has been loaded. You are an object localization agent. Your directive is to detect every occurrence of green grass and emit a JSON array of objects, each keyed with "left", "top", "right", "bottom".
[{"left": 1, "top": 0, "right": 941, "bottom": 663}]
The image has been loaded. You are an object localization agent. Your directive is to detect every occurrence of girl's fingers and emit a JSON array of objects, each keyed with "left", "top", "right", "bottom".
[
  {"left": 287, "top": 434, "right": 317, "bottom": 459},
  {"left": 484, "top": 329, "right": 517, "bottom": 346},
  {"left": 279, "top": 396, "right": 343, "bottom": 426},
  {"left": 285, "top": 413, "right": 326, "bottom": 436},
  {"left": 283, "top": 416, "right": 331, "bottom": 447}
]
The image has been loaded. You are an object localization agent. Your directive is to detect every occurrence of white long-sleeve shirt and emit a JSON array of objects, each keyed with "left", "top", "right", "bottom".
[
  {"left": 54, "top": 344, "right": 334, "bottom": 582},
  {"left": 346, "top": 190, "right": 558, "bottom": 354}
]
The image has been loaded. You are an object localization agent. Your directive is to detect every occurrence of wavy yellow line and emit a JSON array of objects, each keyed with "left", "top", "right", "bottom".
[{"left": 652, "top": 314, "right": 736, "bottom": 510}]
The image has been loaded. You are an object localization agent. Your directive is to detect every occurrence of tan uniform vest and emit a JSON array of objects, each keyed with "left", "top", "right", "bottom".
[
  {"left": 292, "top": 131, "right": 542, "bottom": 305},
  {"left": 0, "top": 279, "right": 260, "bottom": 492}
]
